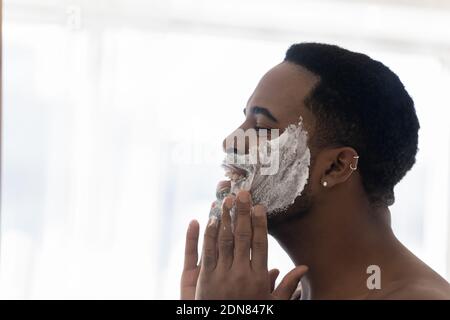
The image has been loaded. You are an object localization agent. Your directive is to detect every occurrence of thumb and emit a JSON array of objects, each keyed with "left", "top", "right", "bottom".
[
  {"left": 268, "top": 268, "right": 280, "bottom": 292},
  {"left": 272, "top": 265, "right": 308, "bottom": 300}
]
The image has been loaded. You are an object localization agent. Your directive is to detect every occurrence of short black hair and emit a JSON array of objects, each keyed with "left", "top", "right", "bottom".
[{"left": 284, "top": 43, "right": 420, "bottom": 206}]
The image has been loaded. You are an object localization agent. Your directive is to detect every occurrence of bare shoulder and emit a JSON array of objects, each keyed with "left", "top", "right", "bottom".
[
  {"left": 371, "top": 244, "right": 450, "bottom": 300},
  {"left": 377, "top": 278, "right": 450, "bottom": 300}
]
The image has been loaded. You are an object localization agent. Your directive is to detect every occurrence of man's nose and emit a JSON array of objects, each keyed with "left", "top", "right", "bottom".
[
  {"left": 222, "top": 126, "right": 254, "bottom": 155},
  {"left": 222, "top": 129, "right": 244, "bottom": 154}
]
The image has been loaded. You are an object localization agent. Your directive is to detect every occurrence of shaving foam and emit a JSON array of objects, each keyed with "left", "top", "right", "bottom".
[{"left": 210, "top": 119, "right": 311, "bottom": 217}]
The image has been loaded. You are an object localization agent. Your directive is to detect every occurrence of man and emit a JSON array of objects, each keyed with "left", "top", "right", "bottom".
[{"left": 180, "top": 43, "right": 450, "bottom": 299}]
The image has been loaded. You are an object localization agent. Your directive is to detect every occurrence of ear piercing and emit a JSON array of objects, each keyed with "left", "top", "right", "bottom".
[
  {"left": 350, "top": 155, "right": 360, "bottom": 171},
  {"left": 322, "top": 155, "right": 359, "bottom": 187}
]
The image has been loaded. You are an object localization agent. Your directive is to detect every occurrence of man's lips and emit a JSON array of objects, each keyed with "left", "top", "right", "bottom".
[
  {"left": 222, "top": 164, "right": 248, "bottom": 182},
  {"left": 217, "top": 164, "right": 251, "bottom": 200},
  {"left": 216, "top": 180, "right": 231, "bottom": 193}
]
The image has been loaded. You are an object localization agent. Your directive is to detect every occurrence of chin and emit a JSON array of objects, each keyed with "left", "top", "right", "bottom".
[{"left": 266, "top": 194, "right": 313, "bottom": 233}]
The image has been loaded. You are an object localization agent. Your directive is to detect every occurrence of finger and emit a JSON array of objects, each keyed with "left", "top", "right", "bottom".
[
  {"left": 269, "top": 268, "right": 280, "bottom": 292},
  {"left": 251, "top": 205, "right": 268, "bottom": 271},
  {"left": 201, "top": 216, "right": 219, "bottom": 272},
  {"left": 183, "top": 220, "right": 199, "bottom": 271},
  {"left": 290, "top": 285, "right": 303, "bottom": 301},
  {"left": 233, "top": 190, "right": 252, "bottom": 264},
  {"left": 181, "top": 220, "right": 200, "bottom": 300},
  {"left": 180, "top": 267, "right": 200, "bottom": 300},
  {"left": 217, "top": 196, "right": 235, "bottom": 269},
  {"left": 272, "top": 266, "right": 309, "bottom": 300}
]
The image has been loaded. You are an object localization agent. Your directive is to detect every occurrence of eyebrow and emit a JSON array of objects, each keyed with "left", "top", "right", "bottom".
[{"left": 243, "top": 106, "right": 278, "bottom": 123}]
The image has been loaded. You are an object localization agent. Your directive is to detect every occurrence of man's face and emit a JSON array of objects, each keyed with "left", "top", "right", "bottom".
[{"left": 222, "top": 62, "right": 321, "bottom": 229}]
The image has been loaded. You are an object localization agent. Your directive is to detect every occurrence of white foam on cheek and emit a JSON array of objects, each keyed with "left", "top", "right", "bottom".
[{"left": 230, "top": 119, "right": 311, "bottom": 215}]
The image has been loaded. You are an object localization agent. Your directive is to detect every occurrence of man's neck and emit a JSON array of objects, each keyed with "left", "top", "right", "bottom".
[{"left": 270, "top": 197, "right": 404, "bottom": 299}]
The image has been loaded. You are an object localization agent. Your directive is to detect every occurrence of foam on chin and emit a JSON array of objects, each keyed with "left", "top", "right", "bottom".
[{"left": 226, "top": 119, "right": 311, "bottom": 215}]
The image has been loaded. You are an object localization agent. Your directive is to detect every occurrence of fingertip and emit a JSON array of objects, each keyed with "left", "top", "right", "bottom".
[
  {"left": 189, "top": 219, "right": 199, "bottom": 229},
  {"left": 222, "top": 196, "right": 234, "bottom": 210},
  {"left": 237, "top": 190, "right": 251, "bottom": 204},
  {"left": 187, "top": 220, "right": 200, "bottom": 237},
  {"left": 298, "top": 265, "right": 309, "bottom": 272},
  {"left": 207, "top": 216, "right": 219, "bottom": 228},
  {"left": 253, "top": 204, "right": 267, "bottom": 217},
  {"left": 292, "top": 265, "right": 309, "bottom": 277},
  {"left": 269, "top": 268, "right": 280, "bottom": 276}
]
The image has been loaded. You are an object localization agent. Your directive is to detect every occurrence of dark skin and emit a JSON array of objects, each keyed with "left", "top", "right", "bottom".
[{"left": 181, "top": 61, "right": 450, "bottom": 299}]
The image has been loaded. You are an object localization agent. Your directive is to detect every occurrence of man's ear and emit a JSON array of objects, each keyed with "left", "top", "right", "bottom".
[{"left": 320, "top": 147, "right": 359, "bottom": 188}]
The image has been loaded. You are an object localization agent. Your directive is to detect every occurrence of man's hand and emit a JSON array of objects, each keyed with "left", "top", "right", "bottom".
[
  {"left": 180, "top": 190, "right": 308, "bottom": 300},
  {"left": 180, "top": 219, "right": 201, "bottom": 300}
]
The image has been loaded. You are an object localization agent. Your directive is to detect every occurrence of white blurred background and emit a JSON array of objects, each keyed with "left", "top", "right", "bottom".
[{"left": 1, "top": 0, "right": 450, "bottom": 299}]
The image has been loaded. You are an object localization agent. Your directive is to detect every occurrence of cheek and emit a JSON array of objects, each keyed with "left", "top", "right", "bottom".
[{"left": 306, "top": 162, "right": 321, "bottom": 194}]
